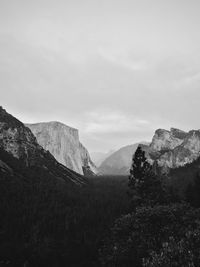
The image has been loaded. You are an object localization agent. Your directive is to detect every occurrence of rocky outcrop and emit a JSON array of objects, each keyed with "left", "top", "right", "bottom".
[
  {"left": 26, "top": 122, "right": 97, "bottom": 176},
  {"left": 0, "top": 107, "right": 41, "bottom": 166},
  {"left": 150, "top": 128, "right": 187, "bottom": 151},
  {"left": 141, "top": 128, "right": 200, "bottom": 173},
  {"left": 0, "top": 106, "right": 85, "bottom": 185}
]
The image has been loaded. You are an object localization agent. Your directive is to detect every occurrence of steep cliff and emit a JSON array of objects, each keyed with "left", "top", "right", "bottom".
[
  {"left": 79, "top": 142, "right": 97, "bottom": 175},
  {"left": 141, "top": 128, "right": 200, "bottom": 173},
  {"left": 0, "top": 106, "right": 85, "bottom": 185},
  {"left": 26, "top": 122, "right": 97, "bottom": 175}
]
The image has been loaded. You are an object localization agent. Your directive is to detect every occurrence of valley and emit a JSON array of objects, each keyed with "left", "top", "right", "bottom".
[
  {"left": 1, "top": 106, "right": 200, "bottom": 267},
  {"left": 1, "top": 1, "right": 200, "bottom": 266}
]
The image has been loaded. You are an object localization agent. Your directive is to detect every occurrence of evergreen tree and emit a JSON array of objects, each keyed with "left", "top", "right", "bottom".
[{"left": 129, "top": 146, "right": 165, "bottom": 208}]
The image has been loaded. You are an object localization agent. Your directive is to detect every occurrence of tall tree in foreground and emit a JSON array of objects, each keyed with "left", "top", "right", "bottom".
[{"left": 129, "top": 146, "right": 165, "bottom": 208}]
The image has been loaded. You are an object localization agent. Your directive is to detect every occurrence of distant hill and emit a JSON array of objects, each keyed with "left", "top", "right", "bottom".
[
  {"left": 91, "top": 150, "right": 115, "bottom": 167},
  {"left": 98, "top": 143, "right": 148, "bottom": 175}
]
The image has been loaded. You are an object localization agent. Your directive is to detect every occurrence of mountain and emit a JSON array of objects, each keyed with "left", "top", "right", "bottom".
[
  {"left": 91, "top": 150, "right": 115, "bottom": 167},
  {"left": 98, "top": 143, "right": 146, "bottom": 175},
  {"left": 0, "top": 107, "right": 90, "bottom": 266},
  {"left": 140, "top": 128, "right": 200, "bottom": 173},
  {"left": 0, "top": 106, "right": 85, "bottom": 185},
  {"left": 26, "top": 122, "right": 97, "bottom": 176}
]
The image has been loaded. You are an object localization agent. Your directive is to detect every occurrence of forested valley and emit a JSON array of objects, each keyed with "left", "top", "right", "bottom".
[{"left": 1, "top": 145, "right": 200, "bottom": 266}]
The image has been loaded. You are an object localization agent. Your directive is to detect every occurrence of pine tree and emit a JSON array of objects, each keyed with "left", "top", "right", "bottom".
[{"left": 129, "top": 146, "right": 165, "bottom": 208}]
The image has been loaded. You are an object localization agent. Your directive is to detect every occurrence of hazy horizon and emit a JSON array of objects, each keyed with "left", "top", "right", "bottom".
[{"left": 1, "top": 0, "right": 200, "bottom": 152}]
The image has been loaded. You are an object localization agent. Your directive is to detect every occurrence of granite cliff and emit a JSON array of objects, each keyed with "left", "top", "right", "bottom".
[
  {"left": 140, "top": 128, "right": 200, "bottom": 173},
  {"left": 26, "top": 122, "right": 97, "bottom": 176},
  {"left": 0, "top": 106, "right": 85, "bottom": 185}
]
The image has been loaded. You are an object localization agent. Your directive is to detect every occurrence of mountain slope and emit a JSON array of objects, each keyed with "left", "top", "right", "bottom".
[
  {"left": 99, "top": 143, "right": 144, "bottom": 175},
  {"left": 26, "top": 122, "right": 97, "bottom": 176},
  {"left": 0, "top": 106, "right": 85, "bottom": 185},
  {"left": 0, "top": 135, "right": 86, "bottom": 267},
  {"left": 91, "top": 150, "right": 115, "bottom": 167}
]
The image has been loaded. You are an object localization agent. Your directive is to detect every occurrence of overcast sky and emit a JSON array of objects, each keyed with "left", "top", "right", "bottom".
[{"left": 1, "top": 0, "right": 200, "bottom": 152}]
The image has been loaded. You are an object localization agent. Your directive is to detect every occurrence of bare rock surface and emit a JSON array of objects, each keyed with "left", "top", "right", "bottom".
[
  {"left": 141, "top": 128, "right": 200, "bottom": 173},
  {"left": 0, "top": 106, "right": 85, "bottom": 185},
  {"left": 26, "top": 122, "right": 97, "bottom": 175}
]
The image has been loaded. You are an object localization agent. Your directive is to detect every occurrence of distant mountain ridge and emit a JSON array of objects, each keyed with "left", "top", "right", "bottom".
[
  {"left": 26, "top": 122, "right": 97, "bottom": 176},
  {"left": 140, "top": 127, "right": 200, "bottom": 173},
  {"left": 91, "top": 150, "right": 115, "bottom": 167},
  {"left": 98, "top": 143, "right": 148, "bottom": 175}
]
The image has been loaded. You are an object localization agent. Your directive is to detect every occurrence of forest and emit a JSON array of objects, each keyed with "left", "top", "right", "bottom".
[{"left": 1, "top": 146, "right": 200, "bottom": 267}]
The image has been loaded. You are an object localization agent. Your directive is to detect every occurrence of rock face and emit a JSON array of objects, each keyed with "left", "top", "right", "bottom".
[
  {"left": 98, "top": 143, "right": 147, "bottom": 175},
  {"left": 141, "top": 128, "right": 200, "bottom": 173},
  {"left": 26, "top": 122, "right": 97, "bottom": 176},
  {"left": 0, "top": 106, "right": 85, "bottom": 185},
  {"left": 79, "top": 142, "right": 97, "bottom": 175}
]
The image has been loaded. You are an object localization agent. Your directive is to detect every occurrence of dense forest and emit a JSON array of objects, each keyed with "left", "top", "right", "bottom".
[
  {"left": 1, "top": 146, "right": 200, "bottom": 266},
  {"left": 0, "top": 148, "right": 130, "bottom": 267}
]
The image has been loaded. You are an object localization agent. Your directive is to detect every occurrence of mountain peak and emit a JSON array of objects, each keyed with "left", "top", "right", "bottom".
[{"left": 170, "top": 128, "right": 187, "bottom": 139}]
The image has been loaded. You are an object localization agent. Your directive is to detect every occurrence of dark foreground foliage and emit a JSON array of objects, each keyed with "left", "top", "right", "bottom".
[
  {"left": 99, "top": 147, "right": 200, "bottom": 267},
  {"left": 2, "top": 145, "right": 200, "bottom": 267},
  {"left": 0, "top": 149, "right": 129, "bottom": 267},
  {"left": 99, "top": 203, "right": 200, "bottom": 267},
  {"left": 143, "top": 229, "right": 200, "bottom": 267}
]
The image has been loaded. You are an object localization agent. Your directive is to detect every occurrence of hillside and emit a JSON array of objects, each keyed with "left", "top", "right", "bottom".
[
  {"left": 0, "top": 106, "right": 85, "bottom": 185},
  {"left": 99, "top": 143, "right": 143, "bottom": 175}
]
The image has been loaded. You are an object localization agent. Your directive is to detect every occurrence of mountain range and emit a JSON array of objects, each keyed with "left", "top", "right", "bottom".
[
  {"left": 98, "top": 127, "right": 200, "bottom": 175},
  {"left": 1, "top": 106, "right": 200, "bottom": 178}
]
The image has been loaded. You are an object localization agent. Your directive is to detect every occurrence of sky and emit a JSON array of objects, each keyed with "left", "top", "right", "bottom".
[{"left": 1, "top": 0, "right": 200, "bottom": 152}]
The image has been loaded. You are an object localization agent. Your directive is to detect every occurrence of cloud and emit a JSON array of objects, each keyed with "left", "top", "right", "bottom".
[
  {"left": 83, "top": 110, "right": 150, "bottom": 135},
  {"left": 97, "top": 46, "right": 149, "bottom": 71},
  {"left": 1, "top": 0, "right": 200, "bottom": 152}
]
